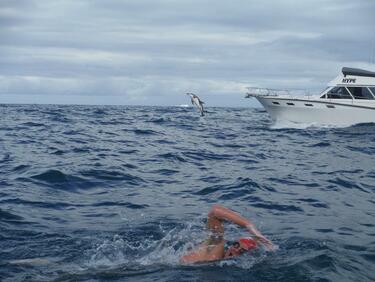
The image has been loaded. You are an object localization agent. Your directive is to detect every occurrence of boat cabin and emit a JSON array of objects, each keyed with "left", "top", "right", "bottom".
[
  {"left": 320, "top": 86, "right": 375, "bottom": 99},
  {"left": 320, "top": 67, "right": 375, "bottom": 100}
]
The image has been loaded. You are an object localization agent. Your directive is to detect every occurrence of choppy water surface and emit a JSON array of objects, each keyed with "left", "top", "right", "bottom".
[{"left": 0, "top": 104, "right": 374, "bottom": 282}]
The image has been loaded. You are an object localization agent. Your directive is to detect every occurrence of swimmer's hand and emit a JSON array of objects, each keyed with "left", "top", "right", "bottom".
[
  {"left": 254, "top": 235, "right": 276, "bottom": 251},
  {"left": 246, "top": 223, "right": 276, "bottom": 251}
]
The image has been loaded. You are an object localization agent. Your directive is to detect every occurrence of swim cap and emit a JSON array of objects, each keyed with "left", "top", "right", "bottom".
[{"left": 239, "top": 237, "right": 257, "bottom": 251}]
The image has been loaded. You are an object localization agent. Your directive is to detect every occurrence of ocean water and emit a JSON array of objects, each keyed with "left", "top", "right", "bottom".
[{"left": 0, "top": 104, "right": 374, "bottom": 282}]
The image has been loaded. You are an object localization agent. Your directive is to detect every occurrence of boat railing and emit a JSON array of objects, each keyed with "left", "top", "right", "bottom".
[
  {"left": 245, "top": 87, "right": 290, "bottom": 98},
  {"left": 245, "top": 87, "right": 317, "bottom": 99}
]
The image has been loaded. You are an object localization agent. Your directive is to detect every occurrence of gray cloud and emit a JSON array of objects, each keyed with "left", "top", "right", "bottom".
[{"left": 0, "top": 0, "right": 374, "bottom": 106}]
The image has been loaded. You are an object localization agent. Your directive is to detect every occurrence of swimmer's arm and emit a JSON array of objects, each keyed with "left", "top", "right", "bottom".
[
  {"left": 209, "top": 205, "right": 276, "bottom": 251},
  {"left": 209, "top": 205, "right": 250, "bottom": 228}
]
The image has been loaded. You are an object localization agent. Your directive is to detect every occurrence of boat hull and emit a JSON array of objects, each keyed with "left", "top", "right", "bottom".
[{"left": 256, "top": 97, "right": 375, "bottom": 126}]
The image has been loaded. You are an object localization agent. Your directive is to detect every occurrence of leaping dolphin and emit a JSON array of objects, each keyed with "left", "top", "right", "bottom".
[{"left": 186, "top": 93, "right": 205, "bottom": 116}]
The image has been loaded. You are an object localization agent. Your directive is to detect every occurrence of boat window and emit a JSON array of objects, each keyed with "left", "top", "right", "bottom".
[
  {"left": 319, "top": 87, "right": 330, "bottom": 98},
  {"left": 326, "top": 105, "right": 335, "bottom": 108},
  {"left": 272, "top": 101, "right": 280, "bottom": 105},
  {"left": 286, "top": 102, "right": 295, "bottom": 106},
  {"left": 369, "top": 87, "right": 375, "bottom": 96},
  {"left": 347, "top": 87, "right": 374, "bottom": 99},
  {"left": 304, "top": 103, "right": 313, "bottom": 107},
  {"left": 326, "top": 87, "right": 352, "bottom": 99}
]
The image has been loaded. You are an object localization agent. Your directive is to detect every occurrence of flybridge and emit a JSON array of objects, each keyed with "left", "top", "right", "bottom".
[
  {"left": 342, "top": 67, "right": 375, "bottom": 78},
  {"left": 328, "top": 67, "right": 375, "bottom": 87}
]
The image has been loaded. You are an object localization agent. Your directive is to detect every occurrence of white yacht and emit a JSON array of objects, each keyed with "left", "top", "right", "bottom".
[{"left": 246, "top": 67, "right": 375, "bottom": 126}]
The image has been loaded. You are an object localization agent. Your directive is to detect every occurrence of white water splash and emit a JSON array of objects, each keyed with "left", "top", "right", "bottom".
[
  {"left": 271, "top": 120, "right": 347, "bottom": 129},
  {"left": 84, "top": 220, "right": 274, "bottom": 270}
]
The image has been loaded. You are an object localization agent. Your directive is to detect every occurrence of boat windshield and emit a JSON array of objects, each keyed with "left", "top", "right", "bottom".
[
  {"left": 347, "top": 87, "right": 375, "bottom": 99},
  {"left": 325, "top": 87, "right": 352, "bottom": 99}
]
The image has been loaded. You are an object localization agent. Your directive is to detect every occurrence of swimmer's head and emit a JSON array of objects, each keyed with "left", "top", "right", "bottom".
[
  {"left": 238, "top": 237, "right": 257, "bottom": 250},
  {"left": 224, "top": 237, "right": 257, "bottom": 258}
]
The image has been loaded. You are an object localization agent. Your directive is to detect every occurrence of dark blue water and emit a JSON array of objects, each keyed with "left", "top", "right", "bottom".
[{"left": 0, "top": 104, "right": 374, "bottom": 282}]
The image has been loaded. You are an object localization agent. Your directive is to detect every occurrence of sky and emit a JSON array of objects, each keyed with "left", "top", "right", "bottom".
[{"left": 0, "top": 0, "right": 374, "bottom": 107}]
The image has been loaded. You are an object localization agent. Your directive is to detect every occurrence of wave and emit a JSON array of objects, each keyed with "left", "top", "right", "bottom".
[
  {"left": 0, "top": 153, "right": 11, "bottom": 163},
  {"left": 308, "top": 141, "right": 331, "bottom": 147},
  {"left": 122, "top": 128, "right": 162, "bottom": 136},
  {"left": 250, "top": 202, "right": 303, "bottom": 212},
  {"left": 134, "top": 129, "right": 161, "bottom": 135},
  {"left": 1, "top": 198, "right": 77, "bottom": 211},
  {"left": 328, "top": 177, "right": 369, "bottom": 193},
  {"left": 80, "top": 169, "right": 145, "bottom": 185},
  {"left": 156, "top": 152, "right": 187, "bottom": 163},
  {"left": 21, "top": 122, "right": 46, "bottom": 127},
  {"left": 267, "top": 177, "right": 320, "bottom": 188},
  {"left": 193, "top": 177, "right": 261, "bottom": 199},
  {"left": 31, "top": 169, "right": 75, "bottom": 183},
  {"left": 182, "top": 150, "right": 233, "bottom": 161},
  {"left": 17, "top": 169, "right": 101, "bottom": 191},
  {"left": 148, "top": 117, "right": 168, "bottom": 124},
  {"left": 31, "top": 169, "right": 90, "bottom": 185},
  {"left": 0, "top": 208, "right": 23, "bottom": 221},
  {"left": 346, "top": 145, "right": 375, "bottom": 155},
  {"left": 149, "top": 169, "right": 179, "bottom": 176},
  {"left": 92, "top": 202, "right": 149, "bottom": 209}
]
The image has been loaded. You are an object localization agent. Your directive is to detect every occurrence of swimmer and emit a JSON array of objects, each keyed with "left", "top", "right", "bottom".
[{"left": 180, "top": 205, "right": 275, "bottom": 264}]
